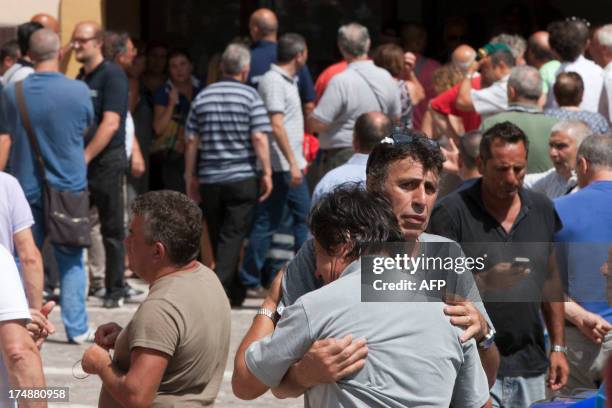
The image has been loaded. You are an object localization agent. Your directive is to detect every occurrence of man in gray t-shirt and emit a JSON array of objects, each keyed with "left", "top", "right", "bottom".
[{"left": 308, "top": 23, "right": 401, "bottom": 185}]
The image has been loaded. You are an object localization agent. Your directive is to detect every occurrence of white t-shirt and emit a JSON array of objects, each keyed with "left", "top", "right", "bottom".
[
  {"left": 125, "top": 111, "right": 135, "bottom": 160},
  {"left": 0, "top": 244, "right": 31, "bottom": 408},
  {"left": 546, "top": 55, "right": 604, "bottom": 113},
  {"left": 470, "top": 75, "right": 509, "bottom": 119}
]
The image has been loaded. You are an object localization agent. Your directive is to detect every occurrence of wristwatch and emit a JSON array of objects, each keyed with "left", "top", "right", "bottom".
[
  {"left": 551, "top": 344, "right": 568, "bottom": 354},
  {"left": 256, "top": 307, "right": 279, "bottom": 324},
  {"left": 477, "top": 326, "right": 496, "bottom": 349}
]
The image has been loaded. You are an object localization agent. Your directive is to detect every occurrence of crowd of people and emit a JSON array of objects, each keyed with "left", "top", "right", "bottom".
[{"left": 0, "top": 6, "right": 612, "bottom": 408}]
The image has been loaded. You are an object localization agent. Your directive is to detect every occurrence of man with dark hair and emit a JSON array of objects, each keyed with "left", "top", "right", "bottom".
[
  {"left": 82, "top": 190, "right": 231, "bottom": 407},
  {"left": 554, "top": 135, "right": 612, "bottom": 391},
  {"left": 456, "top": 43, "right": 516, "bottom": 119},
  {"left": 526, "top": 31, "right": 560, "bottom": 95},
  {"left": 185, "top": 42, "right": 272, "bottom": 307},
  {"left": 482, "top": 65, "right": 558, "bottom": 173},
  {"left": 232, "top": 129, "right": 500, "bottom": 401},
  {"left": 1, "top": 22, "right": 42, "bottom": 86},
  {"left": 311, "top": 111, "right": 391, "bottom": 206},
  {"left": 456, "top": 130, "right": 483, "bottom": 189},
  {"left": 233, "top": 185, "right": 490, "bottom": 407},
  {"left": 0, "top": 40, "right": 20, "bottom": 77},
  {"left": 240, "top": 33, "right": 310, "bottom": 296},
  {"left": 429, "top": 121, "right": 569, "bottom": 407},
  {"left": 546, "top": 19, "right": 603, "bottom": 112},
  {"left": 545, "top": 72, "right": 609, "bottom": 134},
  {"left": 73, "top": 21, "right": 130, "bottom": 308}
]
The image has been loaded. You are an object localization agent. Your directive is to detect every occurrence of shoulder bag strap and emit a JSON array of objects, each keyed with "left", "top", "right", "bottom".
[
  {"left": 351, "top": 67, "right": 386, "bottom": 113},
  {"left": 15, "top": 80, "right": 47, "bottom": 182}
]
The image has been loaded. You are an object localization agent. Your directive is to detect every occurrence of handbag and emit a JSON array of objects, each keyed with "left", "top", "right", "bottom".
[{"left": 15, "top": 81, "right": 91, "bottom": 247}]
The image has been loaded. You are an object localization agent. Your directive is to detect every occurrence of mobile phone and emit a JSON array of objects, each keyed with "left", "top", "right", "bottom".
[{"left": 511, "top": 257, "right": 530, "bottom": 271}]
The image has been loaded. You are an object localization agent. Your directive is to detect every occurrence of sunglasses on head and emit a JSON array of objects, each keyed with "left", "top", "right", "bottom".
[
  {"left": 566, "top": 16, "right": 591, "bottom": 28},
  {"left": 381, "top": 127, "right": 440, "bottom": 150}
]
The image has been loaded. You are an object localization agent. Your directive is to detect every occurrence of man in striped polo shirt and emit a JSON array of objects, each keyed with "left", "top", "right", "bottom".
[{"left": 185, "top": 43, "right": 273, "bottom": 306}]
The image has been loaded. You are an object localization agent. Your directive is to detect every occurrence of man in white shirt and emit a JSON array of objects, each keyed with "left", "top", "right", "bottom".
[
  {"left": 455, "top": 43, "right": 515, "bottom": 119},
  {"left": 546, "top": 19, "right": 603, "bottom": 113},
  {"left": 0, "top": 244, "right": 46, "bottom": 408},
  {"left": 524, "top": 120, "right": 592, "bottom": 199},
  {"left": 590, "top": 24, "right": 612, "bottom": 122}
]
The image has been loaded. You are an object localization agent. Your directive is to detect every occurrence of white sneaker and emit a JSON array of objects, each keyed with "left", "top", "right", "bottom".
[{"left": 69, "top": 327, "right": 95, "bottom": 345}]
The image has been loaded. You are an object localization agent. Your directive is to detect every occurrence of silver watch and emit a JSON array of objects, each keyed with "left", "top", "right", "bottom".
[
  {"left": 256, "top": 308, "right": 279, "bottom": 324},
  {"left": 477, "top": 327, "right": 496, "bottom": 349},
  {"left": 551, "top": 344, "right": 568, "bottom": 354}
]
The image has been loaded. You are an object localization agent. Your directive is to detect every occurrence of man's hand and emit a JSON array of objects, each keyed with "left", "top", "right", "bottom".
[
  {"left": 292, "top": 335, "right": 368, "bottom": 388},
  {"left": 168, "top": 84, "right": 179, "bottom": 106},
  {"left": 82, "top": 344, "right": 112, "bottom": 375},
  {"left": 259, "top": 174, "right": 273, "bottom": 202},
  {"left": 548, "top": 351, "right": 569, "bottom": 391},
  {"left": 441, "top": 137, "right": 459, "bottom": 175},
  {"left": 185, "top": 175, "right": 201, "bottom": 204},
  {"left": 289, "top": 164, "right": 303, "bottom": 187},
  {"left": 404, "top": 52, "right": 416, "bottom": 71},
  {"left": 95, "top": 322, "right": 123, "bottom": 350},
  {"left": 27, "top": 301, "right": 56, "bottom": 347},
  {"left": 575, "top": 310, "right": 612, "bottom": 344},
  {"left": 130, "top": 150, "right": 145, "bottom": 178},
  {"left": 444, "top": 300, "right": 488, "bottom": 342}
]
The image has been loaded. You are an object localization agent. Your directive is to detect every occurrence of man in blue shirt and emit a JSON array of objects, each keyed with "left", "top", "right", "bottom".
[
  {"left": 247, "top": 8, "right": 315, "bottom": 107},
  {"left": 554, "top": 134, "right": 612, "bottom": 391},
  {"left": 1, "top": 28, "right": 94, "bottom": 343}
]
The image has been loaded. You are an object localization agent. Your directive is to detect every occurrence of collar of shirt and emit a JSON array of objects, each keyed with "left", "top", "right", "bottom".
[
  {"left": 507, "top": 103, "right": 542, "bottom": 114},
  {"left": 17, "top": 59, "right": 33, "bottom": 68},
  {"left": 346, "top": 153, "right": 369, "bottom": 166},
  {"left": 340, "top": 259, "right": 361, "bottom": 278},
  {"left": 78, "top": 59, "right": 108, "bottom": 79},
  {"left": 270, "top": 64, "right": 296, "bottom": 84},
  {"left": 348, "top": 60, "right": 374, "bottom": 70},
  {"left": 464, "top": 178, "right": 532, "bottom": 237}
]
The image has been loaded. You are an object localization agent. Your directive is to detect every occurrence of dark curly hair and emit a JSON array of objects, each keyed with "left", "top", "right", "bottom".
[
  {"left": 131, "top": 190, "right": 202, "bottom": 266},
  {"left": 548, "top": 19, "right": 589, "bottom": 62},
  {"left": 366, "top": 128, "right": 445, "bottom": 193},
  {"left": 309, "top": 184, "right": 404, "bottom": 262}
]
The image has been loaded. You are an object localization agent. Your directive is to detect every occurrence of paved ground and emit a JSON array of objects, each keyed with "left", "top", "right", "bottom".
[{"left": 41, "top": 278, "right": 302, "bottom": 407}]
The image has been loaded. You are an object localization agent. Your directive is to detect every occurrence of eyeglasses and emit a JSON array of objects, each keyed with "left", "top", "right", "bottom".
[
  {"left": 70, "top": 37, "right": 97, "bottom": 47},
  {"left": 566, "top": 16, "right": 591, "bottom": 28},
  {"left": 380, "top": 127, "right": 440, "bottom": 150}
]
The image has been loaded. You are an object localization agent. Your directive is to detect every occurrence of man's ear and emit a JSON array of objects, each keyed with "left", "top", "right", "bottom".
[
  {"left": 507, "top": 85, "right": 516, "bottom": 101},
  {"left": 153, "top": 241, "right": 166, "bottom": 261}
]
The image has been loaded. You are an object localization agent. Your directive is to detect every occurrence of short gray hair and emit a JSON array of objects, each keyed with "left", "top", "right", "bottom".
[
  {"left": 337, "top": 23, "right": 370, "bottom": 57},
  {"left": 221, "top": 43, "right": 250, "bottom": 75},
  {"left": 29, "top": 28, "right": 59, "bottom": 62},
  {"left": 550, "top": 120, "right": 592, "bottom": 145},
  {"left": 596, "top": 24, "right": 612, "bottom": 50},
  {"left": 577, "top": 134, "right": 612, "bottom": 169},
  {"left": 103, "top": 31, "right": 130, "bottom": 62},
  {"left": 508, "top": 65, "right": 542, "bottom": 101},
  {"left": 491, "top": 33, "right": 526, "bottom": 61},
  {"left": 131, "top": 191, "right": 202, "bottom": 266}
]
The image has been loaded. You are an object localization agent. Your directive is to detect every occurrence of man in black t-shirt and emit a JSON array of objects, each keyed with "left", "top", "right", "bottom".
[
  {"left": 72, "top": 21, "right": 129, "bottom": 308},
  {"left": 428, "top": 121, "right": 569, "bottom": 407}
]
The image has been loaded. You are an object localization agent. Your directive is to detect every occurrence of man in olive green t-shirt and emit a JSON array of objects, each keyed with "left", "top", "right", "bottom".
[
  {"left": 81, "top": 191, "right": 231, "bottom": 407},
  {"left": 482, "top": 65, "right": 557, "bottom": 174}
]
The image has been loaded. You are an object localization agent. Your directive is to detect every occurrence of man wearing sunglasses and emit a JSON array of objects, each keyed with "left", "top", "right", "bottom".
[{"left": 233, "top": 128, "right": 500, "bottom": 402}]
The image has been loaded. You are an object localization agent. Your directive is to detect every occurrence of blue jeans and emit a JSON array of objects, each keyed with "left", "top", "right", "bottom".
[
  {"left": 240, "top": 171, "right": 310, "bottom": 288},
  {"left": 30, "top": 198, "right": 89, "bottom": 339},
  {"left": 491, "top": 374, "right": 546, "bottom": 408}
]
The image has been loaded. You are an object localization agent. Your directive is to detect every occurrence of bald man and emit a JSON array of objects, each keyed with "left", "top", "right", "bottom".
[
  {"left": 2, "top": 28, "right": 95, "bottom": 342},
  {"left": 31, "top": 13, "right": 60, "bottom": 34},
  {"left": 247, "top": 8, "right": 315, "bottom": 107},
  {"left": 72, "top": 21, "right": 130, "bottom": 309},
  {"left": 451, "top": 44, "right": 476, "bottom": 75}
]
